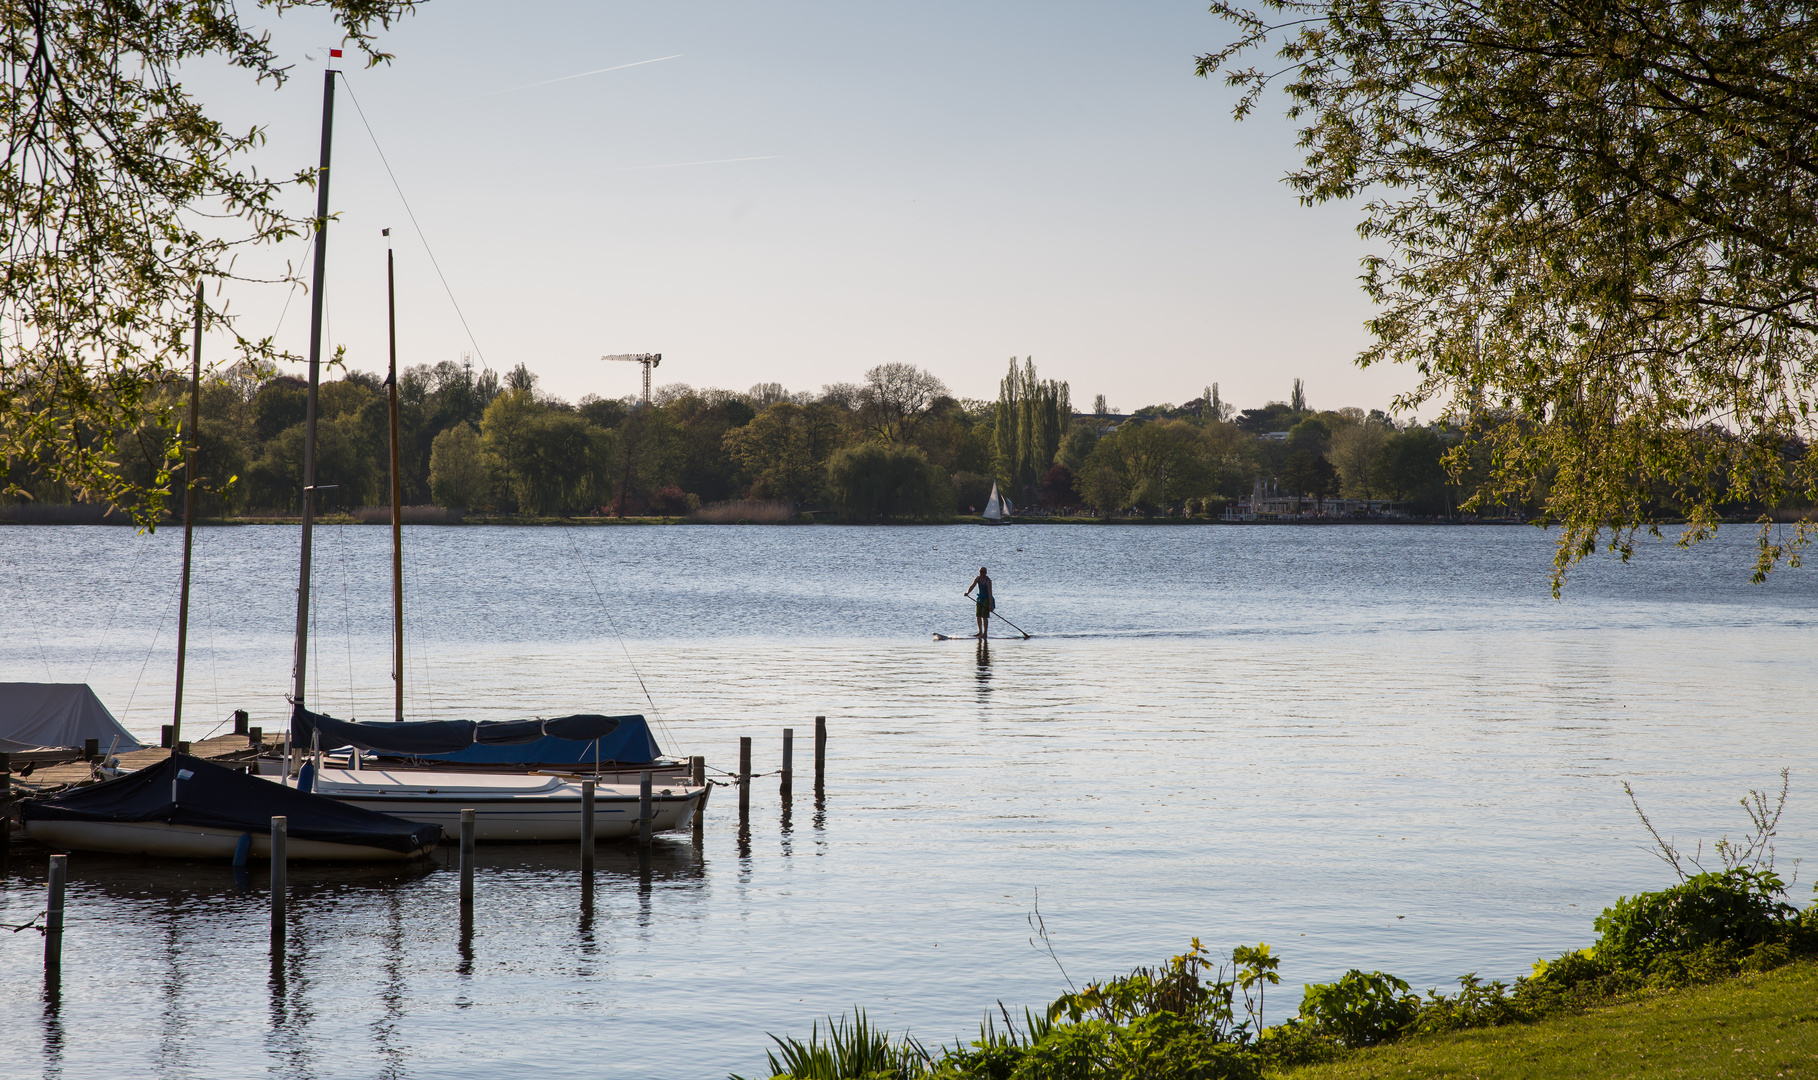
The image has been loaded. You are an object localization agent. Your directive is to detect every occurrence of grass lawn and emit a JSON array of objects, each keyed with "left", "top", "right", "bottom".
[{"left": 1276, "top": 960, "right": 1818, "bottom": 1079}]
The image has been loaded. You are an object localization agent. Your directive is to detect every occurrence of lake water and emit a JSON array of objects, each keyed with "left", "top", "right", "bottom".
[{"left": 1, "top": 522, "right": 1814, "bottom": 1079}]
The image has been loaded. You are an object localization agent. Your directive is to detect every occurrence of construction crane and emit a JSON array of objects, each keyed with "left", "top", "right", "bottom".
[{"left": 603, "top": 352, "right": 662, "bottom": 406}]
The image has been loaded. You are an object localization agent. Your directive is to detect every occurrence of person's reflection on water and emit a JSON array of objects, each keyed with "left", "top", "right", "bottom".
[{"left": 975, "top": 638, "right": 992, "bottom": 698}]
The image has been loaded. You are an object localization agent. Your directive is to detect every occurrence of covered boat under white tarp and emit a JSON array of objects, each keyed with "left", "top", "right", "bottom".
[{"left": 0, "top": 683, "right": 144, "bottom": 754}]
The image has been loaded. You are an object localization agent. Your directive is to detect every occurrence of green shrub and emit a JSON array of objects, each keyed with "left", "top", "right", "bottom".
[
  {"left": 1592, "top": 868, "right": 1799, "bottom": 971},
  {"left": 938, "top": 1015, "right": 1260, "bottom": 1080},
  {"left": 1296, "top": 969, "right": 1419, "bottom": 1047},
  {"left": 1250, "top": 1020, "right": 1341, "bottom": 1066},
  {"left": 1406, "top": 973, "right": 1532, "bottom": 1036}
]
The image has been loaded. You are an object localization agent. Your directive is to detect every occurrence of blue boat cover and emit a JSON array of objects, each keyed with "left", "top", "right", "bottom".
[
  {"left": 21, "top": 753, "right": 440, "bottom": 855},
  {"left": 291, "top": 704, "right": 661, "bottom": 765}
]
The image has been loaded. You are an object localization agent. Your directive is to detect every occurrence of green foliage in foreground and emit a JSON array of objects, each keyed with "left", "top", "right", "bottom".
[
  {"left": 736, "top": 876, "right": 1818, "bottom": 1079},
  {"left": 1281, "top": 958, "right": 1818, "bottom": 1080}
]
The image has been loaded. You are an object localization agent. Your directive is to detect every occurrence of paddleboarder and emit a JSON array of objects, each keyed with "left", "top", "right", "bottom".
[{"left": 966, "top": 566, "right": 995, "bottom": 639}]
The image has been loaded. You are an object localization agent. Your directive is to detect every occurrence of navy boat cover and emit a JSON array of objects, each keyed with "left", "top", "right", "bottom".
[
  {"left": 291, "top": 704, "right": 661, "bottom": 766},
  {"left": 21, "top": 754, "right": 440, "bottom": 854}
]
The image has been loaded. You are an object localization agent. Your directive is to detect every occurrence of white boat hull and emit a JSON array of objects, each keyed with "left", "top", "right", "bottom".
[
  {"left": 302, "top": 768, "right": 708, "bottom": 842},
  {"left": 24, "top": 820, "right": 435, "bottom": 861}
]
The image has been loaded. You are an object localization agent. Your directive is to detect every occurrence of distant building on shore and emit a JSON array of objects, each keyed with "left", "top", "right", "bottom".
[{"left": 1225, "top": 478, "right": 1403, "bottom": 521}]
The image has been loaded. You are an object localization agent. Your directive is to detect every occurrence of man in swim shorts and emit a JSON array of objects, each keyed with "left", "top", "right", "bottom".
[{"left": 966, "top": 566, "right": 995, "bottom": 639}]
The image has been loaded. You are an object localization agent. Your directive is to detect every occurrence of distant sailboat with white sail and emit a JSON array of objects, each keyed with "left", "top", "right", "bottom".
[{"left": 981, "top": 481, "right": 1012, "bottom": 525}]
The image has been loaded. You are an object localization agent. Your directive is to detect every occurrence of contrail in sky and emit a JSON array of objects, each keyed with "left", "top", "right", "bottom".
[
  {"left": 599, "top": 155, "right": 784, "bottom": 173},
  {"left": 463, "top": 55, "right": 682, "bottom": 100}
]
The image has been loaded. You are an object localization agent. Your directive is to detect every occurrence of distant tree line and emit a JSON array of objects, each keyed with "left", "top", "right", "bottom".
[{"left": 2, "top": 355, "right": 1564, "bottom": 520}]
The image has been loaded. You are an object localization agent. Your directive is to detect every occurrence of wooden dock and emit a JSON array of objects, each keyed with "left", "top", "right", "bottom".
[{"left": 7, "top": 732, "right": 278, "bottom": 798}]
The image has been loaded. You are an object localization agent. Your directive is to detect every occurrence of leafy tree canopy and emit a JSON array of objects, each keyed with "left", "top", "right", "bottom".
[
  {"left": 1200, "top": 0, "right": 1818, "bottom": 585},
  {"left": 1, "top": 0, "right": 417, "bottom": 526}
]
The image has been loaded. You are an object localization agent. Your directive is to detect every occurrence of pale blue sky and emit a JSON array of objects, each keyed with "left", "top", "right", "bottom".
[{"left": 204, "top": 0, "right": 1412, "bottom": 416}]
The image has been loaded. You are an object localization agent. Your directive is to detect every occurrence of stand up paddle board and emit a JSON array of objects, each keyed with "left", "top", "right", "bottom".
[{"left": 933, "top": 632, "right": 1031, "bottom": 640}]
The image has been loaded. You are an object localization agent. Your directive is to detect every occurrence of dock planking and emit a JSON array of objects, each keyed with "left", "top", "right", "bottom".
[{"left": 7, "top": 732, "right": 276, "bottom": 797}]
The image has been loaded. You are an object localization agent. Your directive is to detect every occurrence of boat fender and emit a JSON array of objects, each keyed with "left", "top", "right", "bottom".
[
  {"left": 233, "top": 832, "right": 253, "bottom": 867},
  {"left": 297, "top": 761, "right": 316, "bottom": 794}
]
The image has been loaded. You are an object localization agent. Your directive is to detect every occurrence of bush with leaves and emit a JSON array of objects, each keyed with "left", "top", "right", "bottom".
[
  {"left": 1594, "top": 869, "right": 1802, "bottom": 973},
  {"left": 1295, "top": 969, "right": 1419, "bottom": 1047}
]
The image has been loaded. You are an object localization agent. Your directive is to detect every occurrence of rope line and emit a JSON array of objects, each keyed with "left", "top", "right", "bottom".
[
  {"left": 81, "top": 561, "right": 128, "bottom": 683},
  {"left": 12, "top": 555, "right": 53, "bottom": 680},
  {"left": 338, "top": 76, "right": 490, "bottom": 368},
  {"left": 557, "top": 526, "right": 675, "bottom": 749},
  {"left": 270, "top": 232, "right": 314, "bottom": 344},
  {"left": 120, "top": 602, "right": 171, "bottom": 726},
  {"left": 1, "top": 913, "right": 44, "bottom": 935}
]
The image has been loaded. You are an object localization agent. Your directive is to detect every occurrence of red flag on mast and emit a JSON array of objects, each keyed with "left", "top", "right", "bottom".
[{"left": 329, "top": 49, "right": 343, "bottom": 57}]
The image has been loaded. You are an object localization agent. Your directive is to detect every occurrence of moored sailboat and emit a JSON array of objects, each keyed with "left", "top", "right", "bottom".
[
  {"left": 23, "top": 753, "right": 439, "bottom": 860},
  {"left": 270, "top": 92, "right": 705, "bottom": 838}
]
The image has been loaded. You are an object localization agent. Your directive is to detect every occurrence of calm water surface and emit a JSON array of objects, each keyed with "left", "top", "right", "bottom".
[{"left": 1, "top": 523, "right": 1813, "bottom": 1079}]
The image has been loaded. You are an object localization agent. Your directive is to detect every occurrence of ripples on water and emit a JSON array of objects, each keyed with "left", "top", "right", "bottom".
[{"left": 2, "top": 523, "right": 1813, "bottom": 1079}]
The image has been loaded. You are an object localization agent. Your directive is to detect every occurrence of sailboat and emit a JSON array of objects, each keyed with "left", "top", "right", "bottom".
[
  {"left": 981, "top": 481, "right": 1012, "bottom": 525},
  {"left": 276, "top": 69, "right": 704, "bottom": 839},
  {"left": 22, "top": 277, "right": 439, "bottom": 862}
]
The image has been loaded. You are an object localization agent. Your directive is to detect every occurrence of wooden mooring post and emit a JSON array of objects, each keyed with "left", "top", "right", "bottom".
[
  {"left": 1, "top": 753, "right": 12, "bottom": 873},
  {"left": 269, "top": 816, "right": 287, "bottom": 943},
  {"left": 44, "top": 853, "right": 66, "bottom": 981},
  {"left": 581, "top": 779, "right": 596, "bottom": 903},
  {"left": 689, "top": 755, "right": 706, "bottom": 842},
  {"left": 814, "top": 716, "right": 826, "bottom": 791},
  {"left": 738, "top": 737, "right": 751, "bottom": 829},
  {"left": 781, "top": 727, "right": 794, "bottom": 797},
  {"left": 638, "top": 771, "right": 653, "bottom": 845},
  {"left": 459, "top": 809, "right": 476, "bottom": 910}
]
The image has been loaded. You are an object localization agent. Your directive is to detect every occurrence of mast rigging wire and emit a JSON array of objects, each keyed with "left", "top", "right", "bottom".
[
  {"left": 338, "top": 77, "right": 490, "bottom": 369},
  {"left": 559, "top": 524, "right": 676, "bottom": 752}
]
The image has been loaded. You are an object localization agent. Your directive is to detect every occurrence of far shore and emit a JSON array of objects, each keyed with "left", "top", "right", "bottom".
[{"left": 0, "top": 509, "right": 1577, "bottom": 527}]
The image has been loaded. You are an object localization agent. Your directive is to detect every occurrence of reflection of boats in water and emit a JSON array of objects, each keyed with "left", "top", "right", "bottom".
[
  {"left": 286, "top": 706, "right": 707, "bottom": 841},
  {"left": 22, "top": 754, "right": 439, "bottom": 861}
]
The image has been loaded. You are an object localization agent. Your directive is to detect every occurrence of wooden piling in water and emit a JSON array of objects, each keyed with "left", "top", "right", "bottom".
[
  {"left": 781, "top": 728, "right": 794, "bottom": 796},
  {"left": 44, "top": 853, "right": 66, "bottom": 978},
  {"left": 815, "top": 716, "right": 826, "bottom": 791},
  {"left": 248, "top": 726, "right": 263, "bottom": 750},
  {"left": 1, "top": 753, "right": 11, "bottom": 873},
  {"left": 580, "top": 780, "right": 596, "bottom": 885},
  {"left": 689, "top": 755, "right": 706, "bottom": 840},
  {"left": 270, "top": 816, "right": 287, "bottom": 942},
  {"left": 738, "top": 737, "right": 751, "bottom": 828},
  {"left": 234, "top": 710, "right": 249, "bottom": 736},
  {"left": 459, "top": 809, "right": 475, "bottom": 909},
  {"left": 639, "top": 772, "right": 653, "bottom": 845}
]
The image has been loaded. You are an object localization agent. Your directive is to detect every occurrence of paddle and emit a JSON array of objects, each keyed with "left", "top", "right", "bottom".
[{"left": 991, "top": 611, "right": 1032, "bottom": 640}]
